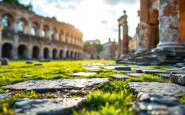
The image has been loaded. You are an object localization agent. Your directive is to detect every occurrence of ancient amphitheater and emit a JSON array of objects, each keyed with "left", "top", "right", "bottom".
[{"left": 0, "top": 2, "right": 83, "bottom": 60}]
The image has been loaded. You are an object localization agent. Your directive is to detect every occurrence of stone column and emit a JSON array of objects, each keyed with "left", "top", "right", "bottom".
[
  {"left": 49, "top": 48, "right": 52, "bottom": 59},
  {"left": 122, "top": 10, "right": 129, "bottom": 55},
  {"left": 39, "top": 24, "right": 43, "bottom": 37},
  {"left": 155, "top": 0, "right": 182, "bottom": 50},
  {"left": 28, "top": 45, "right": 32, "bottom": 59},
  {"left": 118, "top": 26, "right": 121, "bottom": 56},
  {"left": 11, "top": 19, "right": 18, "bottom": 33},
  {"left": 39, "top": 47, "right": 44, "bottom": 59},
  {"left": 0, "top": 25, "right": 3, "bottom": 59},
  {"left": 12, "top": 37, "right": 19, "bottom": 59},
  {"left": 137, "top": 0, "right": 150, "bottom": 53},
  {"left": 28, "top": 22, "right": 32, "bottom": 35}
]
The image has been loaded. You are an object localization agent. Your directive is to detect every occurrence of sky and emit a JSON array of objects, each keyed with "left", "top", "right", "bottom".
[{"left": 19, "top": 0, "right": 140, "bottom": 44}]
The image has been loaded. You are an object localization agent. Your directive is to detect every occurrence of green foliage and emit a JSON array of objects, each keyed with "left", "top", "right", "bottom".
[
  {"left": 177, "top": 96, "right": 185, "bottom": 104},
  {"left": 83, "top": 42, "right": 90, "bottom": 52},
  {"left": 147, "top": 66, "right": 168, "bottom": 71},
  {"left": 0, "top": 91, "right": 42, "bottom": 115},
  {"left": 127, "top": 74, "right": 164, "bottom": 82},
  {"left": 0, "top": 89, "right": 9, "bottom": 93},
  {"left": 74, "top": 79, "right": 133, "bottom": 115},
  {"left": 93, "top": 43, "right": 104, "bottom": 53}
]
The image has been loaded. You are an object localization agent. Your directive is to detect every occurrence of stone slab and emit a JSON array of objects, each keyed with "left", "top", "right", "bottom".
[
  {"left": 114, "top": 66, "right": 131, "bottom": 71},
  {"left": 142, "top": 70, "right": 168, "bottom": 74},
  {"left": 155, "top": 73, "right": 170, "bottom": 79},
  {"left": 69, "top": 72, "right": 96, "bottom": 76},
  {"left": 14, "top": 98, "right": 84, "bottom": 115},
  {"left": 127, "top": 73, "right": 145, "bottom": 77},
  {"left": 2, "top": 78, "right": 110, "bottom": 91},
  {"left": 112, "top": 74, "right": 129, "bottom": 79},
  {"left": 133, "top": 93, "right": 185, "bottom": 115},
  {"left": 129, "top": 82, "right": 185, "bottom": 96},
  {"left": 0, "top": 93, "right": 11, "bottom": 101}
]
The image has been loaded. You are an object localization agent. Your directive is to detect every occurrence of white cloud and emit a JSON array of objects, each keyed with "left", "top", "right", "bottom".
[{"left": 20, "top": 0, "right": 140, "bottom": 44}]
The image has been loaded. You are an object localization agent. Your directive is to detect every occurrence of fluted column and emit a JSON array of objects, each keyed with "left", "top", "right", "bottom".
[{"left": 156, "top": 0, "right": 181, "bottom": 49}]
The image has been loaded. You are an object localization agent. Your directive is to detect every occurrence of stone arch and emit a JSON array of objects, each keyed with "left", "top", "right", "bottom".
[
  {"left": 18, "top": 44, "right": 28, "bottom": 59},
  {"left": 71, "top": 34, "right": 73, "bottom": 44},
  {"left": 51, "top": 27, "right": 57, "bottom": 40},
  {"left": 74, "top": 52, "right": 77, "bottom": 59},
  {"left": 66, "top": 50, "right": 69, "bottom": 59},
  {"left": 59, "top": 30, "right": 64, "bottom": 41},
  {"left": 70, "top": 50, "right": 73, "bottom": 59},
  {"left": 42, "top": 25, "right": 49, "bottom": 38},
  {"left": 1, "top": 13, "right": 13, "bottom": 29},
  {"left": 66, "top": 32, "right": 69, "bottom": 43},
  {"left": 43, "top": 47, "right": 49, "bottom": 59},
  {"left": 2, "top": 43, "right": 13, "bottom": 59},
  {"left": 59, "top": 49, "right": 63, "bottom": 58},
  {"left": 52, "top": 48, "right": 57, "bottom": 59},
  {"left": 32, "top": 46, "right": 40, "bottom": 59},
  {"left": 17, "top": 18, "right": 28, "bottom": 34},
  {"left": 31, "top": 22, "right": 40, "bottom": 36}
]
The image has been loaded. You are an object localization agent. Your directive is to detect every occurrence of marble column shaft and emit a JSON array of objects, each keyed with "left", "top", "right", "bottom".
[{"left": 157, "top": 0, "right": 180, "bottom": 48}]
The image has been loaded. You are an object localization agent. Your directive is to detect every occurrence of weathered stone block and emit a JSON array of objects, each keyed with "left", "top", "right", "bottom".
[
  {"left": 1, "top": 58, "right": 9, "bottom": 65},
  {"left": 112, "top": 74, "right": 129, "bottom": 79},
  {"left": 14, "top": 98, "right": 84, "bottom": 115},
  {"left": 0, "top": 93, "right": 11, "bottom": 101},
  {"left": 170, "top": 74, "right": 185, "bottom": 86},
  {"left": 114, "top": 66, "right": 131, "bottom": 71},
  {"left": 129, "top": 82, "right": 185, "bottom": 96}
]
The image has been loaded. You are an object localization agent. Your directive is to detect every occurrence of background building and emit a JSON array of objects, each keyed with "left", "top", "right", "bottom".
[{"left": 0, "top": 2, "right": 83, "bottom": 60}]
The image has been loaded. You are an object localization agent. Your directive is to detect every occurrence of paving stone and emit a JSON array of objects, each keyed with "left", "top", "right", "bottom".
[
  {"left": 2, "top": 78, "right": 110, "bottom": 91},
  {"left": 128, "top": 73, "right": 144, "bottom": 77},
  {"left": 155, "top": 73, "right": 170, "bottom": 79},
  {"left": 133, "top": 93, "right": 184, "bottom": 115},
  {"left": 170, "top": 74, "right": 185, "bottom": 86},
  {"left": 1, "top": 58, "right": 9, "bottom": 65},
  {"left": 129, "top": 82, "right": 185, "bottom": 96},
  {"left": 180, "top": 67, "right": 185, "bottom": 71},
  {"left": 114, "top": 66, "right": 131, "bottom": 71},
  {"left": 112, "top": 74, "right": 129, "bottom": 79},
  {"left": 26, "top": 61, "right": 33, "bottom": 64},
  {"left": 142, "top": 70, "right": 168, "bottom": 74},
  {"left": 0, "top": 93, "right": 11, "bottom": 101},
  {"left": 176, "top": 63, "right": 185, "bottom": 68},
  {"left": 14, "top": 98, "right": 84, "bottom": 115},
  {"left": 84, "top": 66, "right": 100, "bottom": 72},
  {"left": 22, "top": 74, "right": 33, "bottom": 78},
  {"left": 69, "top": 72, "right": 96, "bottom": 76}
]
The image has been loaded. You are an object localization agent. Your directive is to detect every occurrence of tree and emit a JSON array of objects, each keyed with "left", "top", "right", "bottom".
[
  {"left": 93, "top": 43, "right": 103, "bottom": 53},
  {"left": 83, "top": 42, "right": 90, "bottom": 52},
  {"left": 128, "top": 36, "right": 133, "bottom": 41},
  {"left": 2, "top": 0, "right": 33, "bottom": 11}
]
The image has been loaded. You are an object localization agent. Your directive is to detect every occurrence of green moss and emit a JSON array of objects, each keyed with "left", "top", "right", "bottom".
[
  {"left": 0, "top": 91, "right": 42, "bottom": 115},
  {"left": 177, "top": 96, "right": 185, "bottom": 104}
]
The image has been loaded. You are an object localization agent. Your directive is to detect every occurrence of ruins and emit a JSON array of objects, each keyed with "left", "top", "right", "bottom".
[
  {"left": 0, "top": 2, "right": 83, "bottom": 60},
  {"left": 117, "top": 0, "right": 185, "bottom": 65}
]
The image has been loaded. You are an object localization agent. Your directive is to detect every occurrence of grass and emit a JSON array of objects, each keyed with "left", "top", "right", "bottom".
[
  {"left": 146, "top": 66, "right": 168, "bottom": 71},
  {"left": 0, "top": 60, "right": 171, "bottom": 115},
  {"left": 73, "top": 74, "right": 165, "bottom": 115},
  {"left": 0, "top": 90, "right": 42, "bottom": 115}
]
